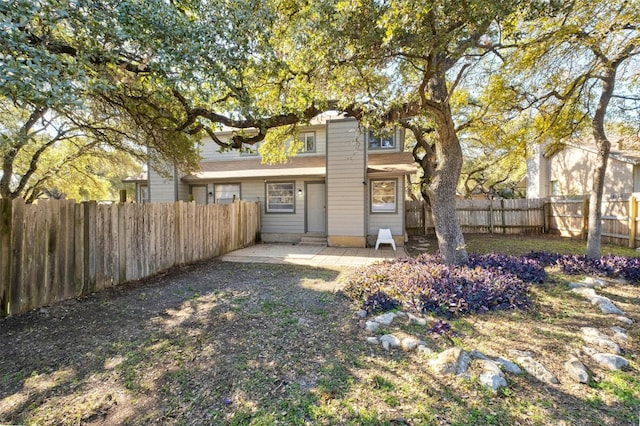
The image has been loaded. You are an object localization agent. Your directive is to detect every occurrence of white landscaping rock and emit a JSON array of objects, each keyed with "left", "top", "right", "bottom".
[
  {"left": 469, "top": 350, "right": 490, "bottom": 360},
  {"left": 516, "top": 356, "right": 559, "bottom": 384},
  {"left": 401, "top": 337, "right": 422, "bottom": 351},
  {"left": 416, "top": 344, "right": 433, "bottom": 356},
  {"left": 583, "top": 277, "right": 607, "bottom": 287},
  {"left": 611, "top": 326, "right": 629, "bottom": 343},
  {"left": 615, "top": 316, "right": 634, "bottom": 325},
  {"left": 494, "top": 357, "right": 523, "bottom": 375},
  {"left": 366, "top": 337, "right": 379, "bottom": 345},
  {"left": 356, "top": 309, "right": 368, "bottom": 318},
  {"left": 583, "top": 346, "right": 629, "bottom": 371},
  {"left": 508, "top": 349, "right": 534, "bottom": 358},
  {"left": 380, "top": 334, "right": 401, "bottom": 351},
  {"left": 475, "top": 359, "right": 508, "bottom": 392},
  {"left": 581, "top": 327, "right": 621, "bottom": 354},
  {"left": 407, "top": 313, "right": 427, "bottom": 326},
  {"left": 571, "top": 287, "right": 598, "bottom": 299},
  {"left": 590, "top": 296, "right": 625, "bottom": 315},
  {"left": 374, "top": 312, "right": 397, "bottom": 326},
  {"left": 365, "top": 321, "right": 380, "bottom": 332},
  {"left": 429, "top": 347, "right": 471, "bottom": 378},
  {"left": 479, "top": 371, "right": 508, "bottom": 392},
  {"left": 564, "top": 356, "right": 589, "bottom": 384}
]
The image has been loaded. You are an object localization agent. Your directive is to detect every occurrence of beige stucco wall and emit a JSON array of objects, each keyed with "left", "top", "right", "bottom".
[{"left": 549, "top": 146, "right": 634, "bottom": 197}]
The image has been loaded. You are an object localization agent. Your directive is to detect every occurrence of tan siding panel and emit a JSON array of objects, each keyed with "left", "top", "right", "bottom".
[{"left": 327, "top": 119, "right": 365, "bottom": 237}]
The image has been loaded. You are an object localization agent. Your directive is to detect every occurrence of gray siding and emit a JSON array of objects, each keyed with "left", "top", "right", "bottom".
[
  {"left": 240, "top": 179, "right": 306, "bottom": 234},
  {"left": 326, "top": 119, "right": 366, "bottom": 237},
  {"left": 148, "top": 167, "right": 177, "bottom": 202},
  {"left": 200, "top": 124, "right": 328, "bottom": 161}
]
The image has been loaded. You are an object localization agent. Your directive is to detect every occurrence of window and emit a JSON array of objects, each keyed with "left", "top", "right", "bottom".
[
  {"left": 215, "top": 183, "right": 240, "bottom": 204},
  {"left": 139, "top": 185, "right": 148, "bottom": 203},
  {"left": 300, "top": 132, "right": 316, "bottom": 153},
  {"left": 371, "top": 180, "right": 397, "bottom": 213},
  {"left": 550, "top": 180, "right": 560, "bottom": 196},
  {"left": 368, "top": 129, "right": 395, "bottom": 150},
  {"left": 241, "top": 142, "right": 261, "bottom": 156},
  {"left": 266, "top": 182, "right": 295, "bottom": 213}
]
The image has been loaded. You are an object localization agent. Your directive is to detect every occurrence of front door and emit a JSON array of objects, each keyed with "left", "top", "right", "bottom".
[
  {"left": 191, "top": 185, "right": 208, "bottom": 204},
  {"left": 306, "top": 183, "right": 326, "bottom": 233}
]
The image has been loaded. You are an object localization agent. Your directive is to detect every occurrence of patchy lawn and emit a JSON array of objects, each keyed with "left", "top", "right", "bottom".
[{"left": 0, "top": 235, "right": 638, "bottom": 425}]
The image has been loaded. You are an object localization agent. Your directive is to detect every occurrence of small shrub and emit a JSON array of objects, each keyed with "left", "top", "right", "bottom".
[
  {"left": 428, "top": 319, "right": 457, "bottom": 338},
  {"left": 468, "top": 253, "right": 546, "bottom": 284},
  {"left": 363, "top": 291, "right": 400, "bottom": 314},
  {"left": 344, "top": 257, "right": 530, "bottom": 318},
  {"left": 524, "top": 252, "right": 640, "bottom": 284}
]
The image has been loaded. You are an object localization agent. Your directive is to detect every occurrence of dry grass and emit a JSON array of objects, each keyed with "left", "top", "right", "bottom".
[{"left": 0, "top": 234, "right": 638, "bottom": 425}]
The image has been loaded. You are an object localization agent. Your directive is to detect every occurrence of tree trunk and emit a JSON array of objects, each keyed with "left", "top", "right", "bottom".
[
  {"left": 427, "top": 129, "right": 468, "bottom": 265},
  {"left": 586, "top": 66, "right": 616, "bottom": 259},
  {"left": 422, "top": 71, "right": 468, "bottom": 265}
]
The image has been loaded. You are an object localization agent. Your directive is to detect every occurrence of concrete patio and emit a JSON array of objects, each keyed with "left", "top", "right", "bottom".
[{"left": 217, "top": 243, "right": 408, "bottom": 267}]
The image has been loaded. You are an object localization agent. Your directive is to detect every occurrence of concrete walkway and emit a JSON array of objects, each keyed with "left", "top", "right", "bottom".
[{"left": 217, "top": 243, "right": 408, "bottom": 267}]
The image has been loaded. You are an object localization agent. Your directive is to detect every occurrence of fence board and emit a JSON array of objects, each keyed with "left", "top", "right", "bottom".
[
  {"left": 0, "top": 199, "right": 11, "bottom": 316},
  {"left": 408, "top": 198, "right": 545, "bottom": 235},
  {"left": 1, "top": 199, "right": 260, "bottom": 316}
]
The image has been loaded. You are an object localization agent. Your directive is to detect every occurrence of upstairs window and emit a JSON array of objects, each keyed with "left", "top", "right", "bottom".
[
  {"left": 300, "top": 132, "right": 316, "bottom": 153},
  {"left": 368, "top": 129, "right": 395, "bottom": 150},
  {"left": 241, "top": 142, "right": 262, "bottom": 156},
  {"left": 266, "top": 182, "right": 295, "bottom": 213}
]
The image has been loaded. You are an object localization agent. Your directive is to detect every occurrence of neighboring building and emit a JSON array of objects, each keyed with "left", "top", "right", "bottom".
[
  {"left": 527, "top": 137, "right": 640, "bottom": 199},
  {"left": 127, "top": 114, "right": 417, "bottom": 247},
  {"left": 122, "top": 172, "right": 149, "bottom": 203}
]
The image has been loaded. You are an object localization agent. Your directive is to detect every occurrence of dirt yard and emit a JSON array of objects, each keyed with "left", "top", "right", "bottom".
[{"left": 1, "top": 237, "right": 638, "bottom": 425}]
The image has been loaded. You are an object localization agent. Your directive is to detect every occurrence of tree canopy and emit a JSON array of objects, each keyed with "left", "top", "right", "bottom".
[
  {"left": 3, "top": 0, "right": 639, "bottom": 261},
  {"left": 491, "top": 0, "right": 640, "bottom": 257}
]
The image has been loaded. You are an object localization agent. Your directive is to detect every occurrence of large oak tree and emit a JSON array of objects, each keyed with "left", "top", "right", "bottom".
[
  {"left": 4, "top": 0, "right": 528, "bottom": 263},
  {"left": 495, "top": 0, "right": 640, "bottom": 258}
]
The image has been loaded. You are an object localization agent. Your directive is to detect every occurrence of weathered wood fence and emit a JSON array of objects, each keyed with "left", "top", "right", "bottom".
[
  {"left": 547, "top": 195, "right": 640, "bottom": 247},
  {"left": 406, "top": 195, "right": 640, "bottom": 248},
  {"left": 0, "top": 199, "right": 261, "bottom": 316},
  {"left": 406, "top": 198, "right": 546, "bottom": 235}
]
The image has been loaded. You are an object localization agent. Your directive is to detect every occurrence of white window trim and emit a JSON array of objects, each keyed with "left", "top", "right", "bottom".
[
  {"left": 367, "top": 129, "right": 395, "bottom": 150},
  {"left": 300, "top": 131, "right": 316, "bottom": 153},
  {"left": 371, "top": 179, "right": 397, "bottom": 213},
  {"left": 266, "top": 182, "right": 296, "bottom": 213},
  {"left": 214, "top": 183, "right": 241, "bottom": 204}
]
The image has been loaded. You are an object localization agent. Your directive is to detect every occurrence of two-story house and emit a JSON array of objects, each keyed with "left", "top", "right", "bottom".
[
  {"left": 128, "top": 114, "right": 417, "bottom": 247},
  {"left": 527, "top": 137, "right": 640, "bottom": 199}
]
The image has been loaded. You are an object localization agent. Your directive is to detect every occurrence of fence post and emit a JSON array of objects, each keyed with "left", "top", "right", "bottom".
[
  {"left": 83, "top": 201, "right": 97, "bottom": 294},
  {"left": 581, "top": 195, "right": 589, "bottom": 241},
  {"left": 489, "top": 199, "right": 494, "bottom": 234},
  {"left": 629, "top": 194, "right": 638, "bottom": 248},
  {"left": 543, "top": 201, "right": 549, "bottom": 233},
  {"left": 0, "top": 199, "right": 12, "bottom": 316}
]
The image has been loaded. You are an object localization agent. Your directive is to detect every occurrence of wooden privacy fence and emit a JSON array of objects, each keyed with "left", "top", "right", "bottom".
[
  {"left": 0, "top": 199, "right": 261, "bottom": 316},
  {"left": 406, "top": 195, "right": 640, "bottom": 248},
  {"left": 546, "top": 195, "right": 640, "bottom": 248},
  {"left": 405, "top": 198, "right": 545, "bottom": 235}
]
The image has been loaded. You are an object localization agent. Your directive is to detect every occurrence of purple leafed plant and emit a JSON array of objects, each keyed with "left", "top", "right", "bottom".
[
  {"left": 344, "top": 257, "right": 530, "bottom": 318},
  {"left": 524, "top": 252, "right": 640, "bottom": 283},
  {"left": 345, "top": 250, "right": 640, "bottom": 319}
]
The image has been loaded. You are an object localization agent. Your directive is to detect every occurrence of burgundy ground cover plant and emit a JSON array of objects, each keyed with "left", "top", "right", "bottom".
[{"left": 345, "top": 251, "right": 640, "bottom": 318}]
